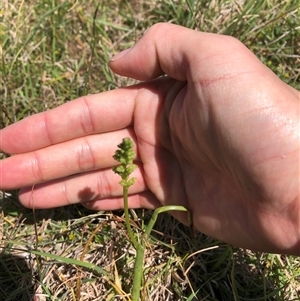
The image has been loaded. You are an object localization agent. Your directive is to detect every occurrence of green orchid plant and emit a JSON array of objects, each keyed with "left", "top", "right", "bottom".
[{"left": 113, "top": 137, "right": 191, "bottom": 301}]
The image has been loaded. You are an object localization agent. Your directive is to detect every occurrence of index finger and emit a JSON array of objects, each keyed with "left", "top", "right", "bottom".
[{"left": 0, "top": 88, "right": 137, "bottom": 154}]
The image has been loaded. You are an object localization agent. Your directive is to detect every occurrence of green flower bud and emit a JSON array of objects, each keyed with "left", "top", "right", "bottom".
[{"left": 113, "top": 138, "right": 138, "bottom": 188}]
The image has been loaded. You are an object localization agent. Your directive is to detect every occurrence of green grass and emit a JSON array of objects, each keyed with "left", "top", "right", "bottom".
[{"left": 0, "top": 0, "right": 299, "bottom": 300}]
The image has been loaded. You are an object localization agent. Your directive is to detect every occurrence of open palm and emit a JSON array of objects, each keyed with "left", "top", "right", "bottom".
[{"left": 1, "top": 24, "right": 299, "bottom": 255}]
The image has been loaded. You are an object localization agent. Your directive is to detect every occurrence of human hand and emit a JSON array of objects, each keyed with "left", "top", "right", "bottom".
[{"left": 1, "top": 23, "right": 299, "bottom": 255}]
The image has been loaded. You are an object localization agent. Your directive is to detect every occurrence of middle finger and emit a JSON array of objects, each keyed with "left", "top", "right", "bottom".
[{"left": 1, "top": 128, "right": 137, "bottom": 189}]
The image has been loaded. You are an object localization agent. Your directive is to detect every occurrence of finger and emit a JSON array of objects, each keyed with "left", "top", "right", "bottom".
[
  {"left": 109, "top": 23, "right": 257, "bottom": 81},
  {"left": 82, "top": 191, "right": 160, "bottom": 211},
  {"left": 0, "top": 88, "right": 137, "bottom": 154},
  {"left": 18, "top": 164, "right": 157, "bottom": 209},
  {"left": 109, "top": 23, "right": 191, "bottom": 81},
  {"left": 0, "top": 128, "right": 137, "bottom": 190}
]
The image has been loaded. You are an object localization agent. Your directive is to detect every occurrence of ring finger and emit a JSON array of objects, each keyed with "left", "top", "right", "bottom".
[{"left": 18, "top": 163, "right": 156, "bottom": 209}]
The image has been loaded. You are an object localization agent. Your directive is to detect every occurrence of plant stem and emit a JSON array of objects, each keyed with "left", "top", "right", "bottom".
[
  {"left": 131, "top": 243, "right": 146, "bottom": 301},
  {"left": 131, "top": 205, "right": 191, "bottom": 300},
  {"left": 145, "top": 205, "right": 191, "bottom": 236},
  {"left": 123, "top": 186, "right": 138, "bottom": 250},
  {"left": 124, "top": 184, "right": 144, "bottom": 300}
]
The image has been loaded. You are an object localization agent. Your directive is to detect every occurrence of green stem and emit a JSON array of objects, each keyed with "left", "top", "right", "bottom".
[
  {"left": 145, "top": 205, "right": 191, "bottom": 236},
  {"left": 131, "top": 205, "right": 191, "bottom": 300},
  {"left": 123, "top": 186, "right": 138, "bottom": 250},
  {"left": 131, "top": 244, "right": 146, "bottom": 301},
  {"left": 124, "top": 185, "right": 145, "bottom": 300}
]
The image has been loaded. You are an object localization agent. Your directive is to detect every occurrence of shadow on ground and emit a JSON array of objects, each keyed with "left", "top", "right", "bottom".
[{"left": 0, "top": 253, "right": 35, "bottom": 301}]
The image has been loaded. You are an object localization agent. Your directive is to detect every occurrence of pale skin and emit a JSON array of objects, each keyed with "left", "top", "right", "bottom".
[{"left": 0, "top": 23, "right": 299, "bottom": 255}]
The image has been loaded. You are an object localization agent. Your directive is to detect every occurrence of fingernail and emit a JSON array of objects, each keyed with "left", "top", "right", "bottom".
[{"left": 110, "top": 48, "right": 131, "bottom": 61}]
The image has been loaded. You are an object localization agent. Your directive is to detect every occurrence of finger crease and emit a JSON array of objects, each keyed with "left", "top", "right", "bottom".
[
  {"left": 62, "top": 182, "right": 72, "bottom": 206},
  {"left": 31, "top": 152, "right": 44, "bottom": 183},
  {"left": 43, "top": 112, "right": 55, "bottom": 145},
  {"left": 97, "top": 171, "right": 112, "bottom": 199},
  {"left": 81, "top": 97, "right": 96, "bottom": 134},
  {"left": 77, "top": 138, "right": 96, "bottom": 172}
]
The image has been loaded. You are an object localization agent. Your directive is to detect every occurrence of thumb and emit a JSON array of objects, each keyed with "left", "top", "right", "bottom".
[
  {"left": 109, "top": 23, "right": 259, "bottom": 83},
  {"left": 109, "top": 23, "right": 213, "bottom": 81}
]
